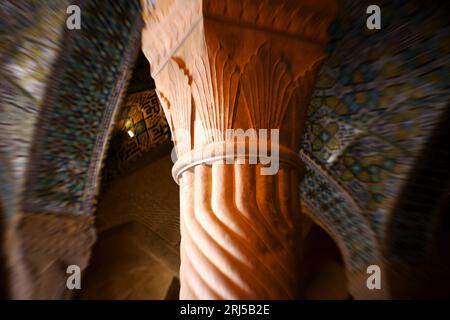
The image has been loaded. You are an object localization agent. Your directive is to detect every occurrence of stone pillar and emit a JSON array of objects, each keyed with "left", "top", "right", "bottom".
[
  {"left": 5, "top": 213, "right": 95, "bottom": 299},
  {"left": 142, "top": 0, "right": 337, "bottom": 299}
]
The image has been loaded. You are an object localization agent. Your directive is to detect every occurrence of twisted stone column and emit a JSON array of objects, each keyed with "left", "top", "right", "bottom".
[
  {"left": 142, "top": 0, "right": 337, "bottom": 299},
  {"left": 179, "top": 164, "right": 304, "bottom": 299}
]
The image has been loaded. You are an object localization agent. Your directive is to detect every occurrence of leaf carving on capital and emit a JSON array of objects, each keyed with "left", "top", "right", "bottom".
[
  {"left": 189, "top": 39, "right": 240, "bottom": 145},
  {"left": 142, "top": 0, "right": 337, "bottom": 75},
  {"left": 241, "top": 42, "right": 298, "bottom": 130},
  {"left": 240, "top": 42, "right": 323, "bottom": 148},
  {"left": 155, "top": 59, "right": 192, "bottom": 156}
]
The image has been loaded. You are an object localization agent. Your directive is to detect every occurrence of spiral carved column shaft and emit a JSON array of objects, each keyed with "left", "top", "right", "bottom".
[
  {"left": 141, "top": 0, "right": 337, "bottom": 299},
  {"left": 180, "top": 164, "right": 302, "bottom": 299}
]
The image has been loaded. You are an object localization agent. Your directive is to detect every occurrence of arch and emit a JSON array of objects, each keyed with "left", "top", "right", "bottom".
[
  {"left": 1, "top": 0, "right": 144, "bottom": 299},
  {"left": 23, "top": 0, "right": 143, "bottom": 215}
]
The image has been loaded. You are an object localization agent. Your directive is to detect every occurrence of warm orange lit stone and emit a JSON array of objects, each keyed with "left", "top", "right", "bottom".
[{"left": 141, "top": 0, "right": 337, "bottom": 299}]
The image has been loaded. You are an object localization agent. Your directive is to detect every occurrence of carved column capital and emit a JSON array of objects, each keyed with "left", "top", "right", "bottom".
[
  {"left": 142, "top": 0, "right": 337, "bottom": 157},
  {"left": 142, "top": 0, "right": 337, "bottom": 75}
]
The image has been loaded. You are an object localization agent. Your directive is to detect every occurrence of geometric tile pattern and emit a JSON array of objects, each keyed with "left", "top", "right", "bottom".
[
  {"left": 118, "top": 90, "right": 169, "bottom": 153},
  {"left": 23, "top": 0, "right": 142, "bottom": 215},
  {"left": 101, "top": 90, "right": 170, "bottom": 184},
  {"left": 301, "top": 0, "right": 450, "bottom": 271},
  {"left": 0, "top": 1, "right": 70, "bottom": 219},
  {"left": 301, "top": 165, "right": 378, "bottom": 272}
]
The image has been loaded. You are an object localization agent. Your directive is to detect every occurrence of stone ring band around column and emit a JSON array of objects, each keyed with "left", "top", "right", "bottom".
[{"left": 172, "top": 141, "right": 304, "bottom": 184}]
